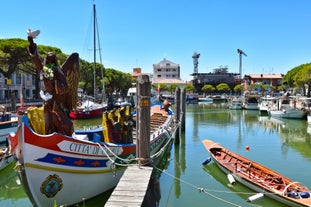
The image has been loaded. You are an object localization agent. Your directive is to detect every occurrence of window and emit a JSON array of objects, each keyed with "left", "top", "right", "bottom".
[{"left": 16, "top": 73, "right": 21, "bottom": 84}]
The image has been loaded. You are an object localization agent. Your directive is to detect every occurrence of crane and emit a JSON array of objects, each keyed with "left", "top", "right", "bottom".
[{"left": 237, "top": 49, "right": 247, "bottom": 78}]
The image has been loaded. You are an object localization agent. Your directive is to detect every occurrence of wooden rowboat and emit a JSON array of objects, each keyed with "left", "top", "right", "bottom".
[{"left": 202, "top": 139, "right": 311, "bottom": 207}]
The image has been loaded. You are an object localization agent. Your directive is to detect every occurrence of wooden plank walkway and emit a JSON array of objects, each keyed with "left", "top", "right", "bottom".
[{"left": 104, "top": 165, "right": 153, "bottom": 207}]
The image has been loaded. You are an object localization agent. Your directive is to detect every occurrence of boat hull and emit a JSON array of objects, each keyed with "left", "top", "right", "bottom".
[
  {"left": 69, "top": 107, "right": 106, "bottom": 119},
  {"left": 16, "top": 121, "right": 135, "bottom": 207},
  {"left": 269, "top": 109, "right": 306, "bottom": 119},
  {"left": 202, "top": 139, "right": 311, "bottom": 207},
  {"left": 9, "top": 103, "right": 175, "bottom": 207}
]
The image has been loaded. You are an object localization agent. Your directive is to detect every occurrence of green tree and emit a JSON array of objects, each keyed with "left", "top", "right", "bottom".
[
  {"left": 284, "top": 63, "right": 311, "bottom": 96},
  {"left": 0, "top": 38, "right": 66, "bottom": 99},
  {"left": 104, "top": 68, "right": 134, "bottom": 96},
  {"left": 168, "top": 84, "right": 178, "bottom": 93},
  {"left": 233, "top": 84, "right": 243, "bottom": 94},
  {"left": 216, "top": 83, "right": 230, "bottom": 93},
  {"left": 157, "top": 83, "right": 168, "bottom": 92},
  {"left": 201, "top": 84, "right": 215, "bottom": 95},
  {"left": 185, "top": 83, "right": 195, "bottom": 93}
]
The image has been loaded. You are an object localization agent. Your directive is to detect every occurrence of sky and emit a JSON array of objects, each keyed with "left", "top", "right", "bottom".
[{"left": 1, "top": 0, "right": 311, "bottom": 81}]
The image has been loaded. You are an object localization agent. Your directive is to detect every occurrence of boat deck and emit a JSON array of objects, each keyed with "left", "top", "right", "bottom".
[{"left": 132, "top": 108, "right": 169, "bottom": 141}]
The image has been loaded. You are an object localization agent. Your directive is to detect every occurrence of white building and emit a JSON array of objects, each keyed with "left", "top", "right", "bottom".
[
  {"left": 0, "top": 72, "right": 36, "bottom": 100},
  {"left": 153, "top": 58, "right": 180, "bottom": 79},
  {"left": 152, "top": 58, "right": 185, "bottom": 89}
]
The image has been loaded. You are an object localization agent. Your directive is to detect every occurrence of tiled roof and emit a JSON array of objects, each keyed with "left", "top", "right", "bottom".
[
  {"left": 245, "top": 74, "right": 283, "bottom": 79},
  {"left": 152, "top": 78, "right": 185, "bottom": 84},
  {"left": 153, "top": 58, "right": 179, "bottom": 67}
]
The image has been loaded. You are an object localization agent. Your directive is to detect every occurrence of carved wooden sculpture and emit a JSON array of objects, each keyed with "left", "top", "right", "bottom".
[{"left": 27, "top": 32, "right": 79, "bottom": 136}]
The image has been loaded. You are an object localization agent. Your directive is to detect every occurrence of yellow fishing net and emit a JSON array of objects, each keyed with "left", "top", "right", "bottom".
[{"left": 27, "top": 106, "right": 45, "bottom": 135}]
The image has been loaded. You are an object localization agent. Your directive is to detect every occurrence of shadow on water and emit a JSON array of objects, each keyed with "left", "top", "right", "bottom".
[{"left": 142, "top": 139, "right": 174, "bottom": 207}]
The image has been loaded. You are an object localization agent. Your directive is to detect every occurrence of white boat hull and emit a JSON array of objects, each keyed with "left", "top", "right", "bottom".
[{"left": 269, "top": 109, "right": 306, "bottom": 119}]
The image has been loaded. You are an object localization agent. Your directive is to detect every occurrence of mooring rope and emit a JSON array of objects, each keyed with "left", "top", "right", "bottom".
[
  {"left": 153, "top": 165, "right": 242, "bottom": 207},
  {"left": 96, "top": 134, "right": 173, "bottom": 167}
]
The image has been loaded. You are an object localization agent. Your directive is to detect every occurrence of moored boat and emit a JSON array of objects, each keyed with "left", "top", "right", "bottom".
[
  {"left": 198, "top": 96, "right": 213, "bottom": 103},
  {"left": 69, "top": 99, "right": 107, "bottom": 119},
  {"left": 259, "top": 96, "right": 278, "bottom": 115},
  {"left": 202, "top": 139, "right": 311, "bottom": 207},
  {"left": 0, "top": 145, "right": 14, "bottom": 171},
  {"left": 0, "top": 108, "right": 18, "bottom": 130},
  {"left": 229, "top": 97, "right": 243, "bottom": 110},
  {"left": 9, "top": 102, "right": 175, "bottom": 207},
  {"left": 268, "top": 96, "right": 307, "bottom": 119},
  {"left": 186, "top": 94, "right": 199, "bottom": 104},
  {"left": 242, "top": 95, "right": 259, "bottom": 110}
]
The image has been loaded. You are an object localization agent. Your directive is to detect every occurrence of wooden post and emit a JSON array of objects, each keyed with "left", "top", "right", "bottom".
[
  {"left": 136, "top": 75, "right": 151, "bottom": 166},
  {"left": 174, "top": 87, "right": 180, "bottom": 144},
  {"left": 181, "top": 89, "right": 186, "bottom": 132}
]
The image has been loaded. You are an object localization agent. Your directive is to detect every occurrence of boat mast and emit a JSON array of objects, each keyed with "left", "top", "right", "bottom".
[
  {"left": 96, "top": 9, "right": 106, "bottom": 103},
  {"left": 93, "top": 3, "right": 106, "bottom": 103},
  {"left": 93, "top": 4, "right": 96, "bottom": 100}
]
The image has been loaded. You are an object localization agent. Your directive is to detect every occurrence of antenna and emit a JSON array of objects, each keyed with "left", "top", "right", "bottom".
[
  {"left": 237, "top": 49, "right": 247, "bottom": 78},
  {"left": 192, "top": 52, "right": 200, "bottom": 74}
]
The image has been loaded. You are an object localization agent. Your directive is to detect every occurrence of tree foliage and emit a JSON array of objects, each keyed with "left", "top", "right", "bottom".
[
  {"left": 185, "top": 83, "right": 195, "bottom": 92},
  {"left": 216, "top": 83, "right": 230, "bottom": 92},
  {"left": 284, "top": 63, "right": 311, "bottom": 96},
  {"left": 233, "top": 84, "right": 243, "bottom": 93},
  {"left": 0, "top": 38, "right": 134, "bottom": 98},
  {"left": 201, "top": 84, "right": 215, "bottom": 94}
]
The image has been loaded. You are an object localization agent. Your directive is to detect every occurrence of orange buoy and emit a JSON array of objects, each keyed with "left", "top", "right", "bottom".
[{"left": 245, "top": 145, "right": 250, "bottom": 151}]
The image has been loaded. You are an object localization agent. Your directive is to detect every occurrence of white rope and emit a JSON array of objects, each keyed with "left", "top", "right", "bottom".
[
  {"left": 150, "top": 137, "right": 173, "bottom": 159},
  {"left": 96, "top": 143, "right": 134, "bottom": 167},
  {"left": 154, "top": 166, "right": 242, "bottom": 207}
]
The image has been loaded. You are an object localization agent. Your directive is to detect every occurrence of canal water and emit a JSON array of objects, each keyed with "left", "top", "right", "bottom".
[{"left": 1, "top": 103, "right": 311, "bottom": 207}]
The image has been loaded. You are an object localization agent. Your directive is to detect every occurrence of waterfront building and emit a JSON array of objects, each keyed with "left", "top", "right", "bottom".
[
  {"left": 0, "top": 72, "right": 36, "bottom": 101},
  {"left": 243, "top": 74, "right": 283, "bottom": 90}
]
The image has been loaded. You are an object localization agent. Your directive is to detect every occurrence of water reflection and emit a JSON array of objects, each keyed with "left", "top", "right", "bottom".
[
  {"left": 5, "top": 103, "right": 311, "bottom": 206},
  {"left": 0, "top": 162, "right": 32, "bottom": 207},
  {"left": 142, "top": 138, "right": 174, "bottom": 207}
]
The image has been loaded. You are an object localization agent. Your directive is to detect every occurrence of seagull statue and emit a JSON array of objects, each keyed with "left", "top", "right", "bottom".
[
  {"left": 40, "top": 90, "right": 53, "bottom": 102},
  {"left": 27, "top": 29, "right": 40, "bottom": 38}
]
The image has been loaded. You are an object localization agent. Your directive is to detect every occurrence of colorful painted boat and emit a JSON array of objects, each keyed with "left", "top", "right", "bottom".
[
  {"left": 0, "top": 112, "right": 18, "bottom": 129},
  {"left": 69, "top": 99, "right": 107, "bottom": 119},
  {"left": 202, "top": 139, "right": 311, "bottom": 207},
  {"left": 9, "top": 103, "right": 175, "bottom": 207}
]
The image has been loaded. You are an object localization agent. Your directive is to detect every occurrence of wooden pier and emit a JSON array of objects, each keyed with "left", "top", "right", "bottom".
[
  {"left": 105, "top": 75, "right": 185, "bottom": 206},
  {"left": 104, "top": 165, "right": 153, "bottom": 207}
]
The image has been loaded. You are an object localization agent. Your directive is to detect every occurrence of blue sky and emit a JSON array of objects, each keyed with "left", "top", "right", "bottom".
[{"left": 1, "top": 0, "right": 311, "bottom": 81}]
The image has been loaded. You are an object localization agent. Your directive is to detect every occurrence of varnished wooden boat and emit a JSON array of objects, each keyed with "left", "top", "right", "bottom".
[{"left": 202, "top": 139, "right": 311, "bottom": 207}]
